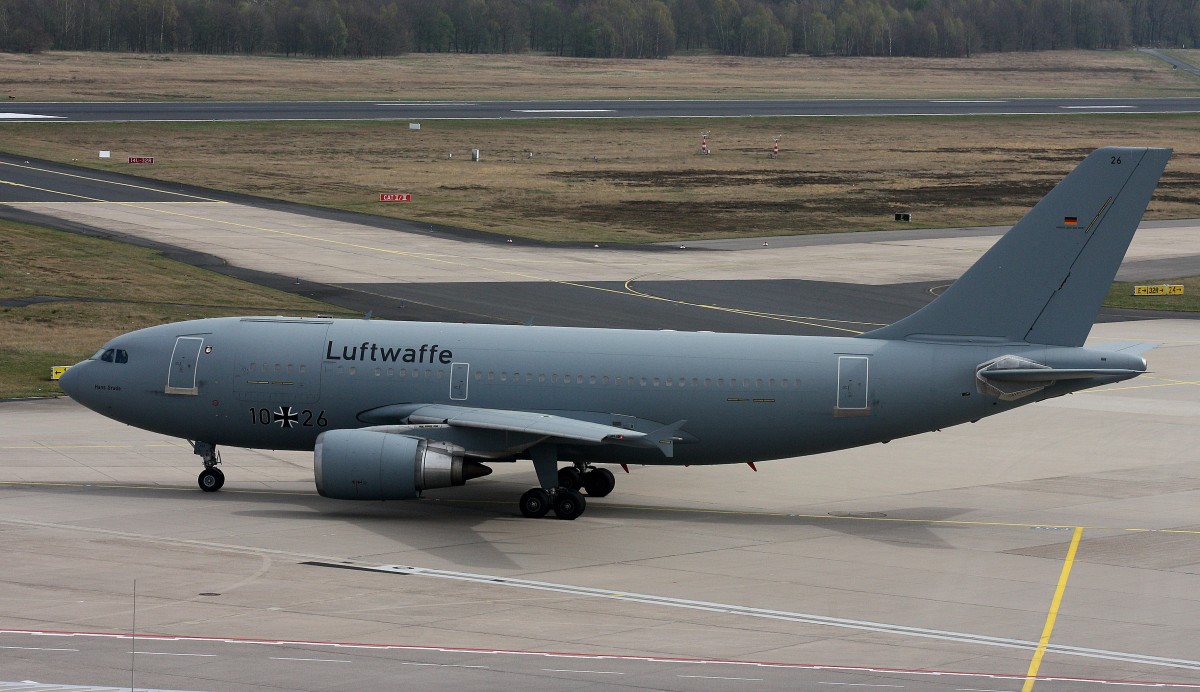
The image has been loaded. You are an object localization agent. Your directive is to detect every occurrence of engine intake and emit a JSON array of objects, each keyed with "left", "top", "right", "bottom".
[{"left": 314, "top": 429, "right": 490, "bottom": 500}]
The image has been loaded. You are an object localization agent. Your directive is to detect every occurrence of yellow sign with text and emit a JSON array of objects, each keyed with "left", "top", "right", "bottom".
[
  {"left": 1133, "top": 284, "right": 1185, "bottom": 296},
  {"left": 50, "top": 366, "right": 71, "bottom": 381}
]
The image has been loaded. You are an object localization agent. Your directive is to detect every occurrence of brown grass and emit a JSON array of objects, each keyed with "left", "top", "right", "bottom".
[
  {"left": 4, "top": 115, "right": 1200, "bottom": 242},
  {"left": 1, "top": 50, "right": 1197, "bottom": 102},
  {"left": 0, "top": 220, "right": 349, "bottom": 398}
]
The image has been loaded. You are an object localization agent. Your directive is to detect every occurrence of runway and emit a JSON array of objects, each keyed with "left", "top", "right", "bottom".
[
  {"left": 2, "top": 155, "right": 1200, "bottom": 689},
  {"left": 6, "top": 97, "right": 1200, "bottom": 122}
]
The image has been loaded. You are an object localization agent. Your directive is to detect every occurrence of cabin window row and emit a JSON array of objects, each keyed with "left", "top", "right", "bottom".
[{"left": 319, "top": 365, "right": 797, "bottom": 390}]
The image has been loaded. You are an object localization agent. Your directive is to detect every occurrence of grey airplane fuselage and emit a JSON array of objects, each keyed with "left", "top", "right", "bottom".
[{"left": 66, "top": 315, "right": 1140, "bottom": 467}]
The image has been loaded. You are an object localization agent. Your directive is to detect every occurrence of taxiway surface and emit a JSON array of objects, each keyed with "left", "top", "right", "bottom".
[{"left": 1, "top": 156, "right": 1199, "bottom": 690}]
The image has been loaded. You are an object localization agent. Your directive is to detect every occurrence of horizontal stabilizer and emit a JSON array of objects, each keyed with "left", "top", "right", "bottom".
[{"left": 978, "top": 368, "right": 1144, "bottom": 382}]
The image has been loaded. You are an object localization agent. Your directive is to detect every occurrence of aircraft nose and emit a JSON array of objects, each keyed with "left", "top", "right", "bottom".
[{"left": 57, "top": 361, "right": 86, "bottom": 399}]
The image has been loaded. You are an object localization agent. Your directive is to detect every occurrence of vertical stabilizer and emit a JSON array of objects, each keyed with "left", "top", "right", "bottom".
[{"left": 864, "top": 147, "right": 1170, "bottom": 346}]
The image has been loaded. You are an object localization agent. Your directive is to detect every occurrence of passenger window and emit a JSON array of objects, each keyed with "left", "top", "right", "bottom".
[
  {"left": 100, "top": 349, "right": 114, "bottom": 363},
  {"left": 348, "top": 367, "right": 356, "bottom": 376},
  {"left": 589, "top": 375, "right": 596, "bottom": 385},
  {"left": 115, "top": 350, "right": 128, "bottom": 364}
]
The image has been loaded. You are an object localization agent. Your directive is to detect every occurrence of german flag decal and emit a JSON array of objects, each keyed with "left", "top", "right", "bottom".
[{"left": 1063, "top": 216, "right": 1078, "bottom": 226}]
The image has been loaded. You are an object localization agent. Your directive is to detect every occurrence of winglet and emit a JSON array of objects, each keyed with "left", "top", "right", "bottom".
[{"left": 643, "top": 420, "right": 688, "bottom": 458}]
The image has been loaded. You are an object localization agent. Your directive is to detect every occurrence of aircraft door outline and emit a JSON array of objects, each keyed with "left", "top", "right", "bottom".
[
  {"left": 166, "top": 336, "right": 205, "bottom": 395},
  {"left": 835, "top": 355, "right": 870, "bottom": 414},
  {"left": 450, "top": 362, "right": 469, "bottom": 401}
]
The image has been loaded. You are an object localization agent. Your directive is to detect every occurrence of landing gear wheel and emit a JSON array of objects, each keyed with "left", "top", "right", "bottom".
[
  {"left": 553, "top": 488, "right": 586, "bottom": 520},
  {"left": 582, "top": 467, "right": 616, "bottom": 497},
  {"left": 519, "top": 488, "right": 551, "bottom": 518},
  {"left": 557, "top": 466, "right": 583, "bottom": 491},
  {"left": 198, "top": 467, "right": 225, "bottom": 492}
]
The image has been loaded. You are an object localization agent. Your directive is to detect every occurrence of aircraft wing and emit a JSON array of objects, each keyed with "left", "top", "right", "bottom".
[{"left": 393, "top": 404, "right": 686, "bottom": 457}]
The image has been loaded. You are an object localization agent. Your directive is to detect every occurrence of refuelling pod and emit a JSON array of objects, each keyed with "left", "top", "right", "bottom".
[{"left": 314, "top": 429, "right": 490, "bottom": 500}]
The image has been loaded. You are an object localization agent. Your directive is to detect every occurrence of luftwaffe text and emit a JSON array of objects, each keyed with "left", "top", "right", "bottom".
[{"left": 325, "top": 341, "right": 453, "bottom": 364}]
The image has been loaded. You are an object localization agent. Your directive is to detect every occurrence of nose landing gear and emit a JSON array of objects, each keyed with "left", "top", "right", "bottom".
[{"left": 190, "top": 441, "right": 224, "bottom": 492}]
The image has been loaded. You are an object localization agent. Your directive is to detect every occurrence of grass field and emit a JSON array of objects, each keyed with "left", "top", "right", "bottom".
[
  {"left": 0, "top": 220, "right": 349, "bottom": 398},
  {"left": 4, "top": 115, "right": 1200, "bottom": 242},
  {"left": 1, "top": 50, "right": 1197, "bottom": 102}
]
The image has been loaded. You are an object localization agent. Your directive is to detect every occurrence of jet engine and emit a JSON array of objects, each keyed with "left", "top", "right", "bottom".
[{"left": 314, "top": 429, "right": 491, "bottom": 500}]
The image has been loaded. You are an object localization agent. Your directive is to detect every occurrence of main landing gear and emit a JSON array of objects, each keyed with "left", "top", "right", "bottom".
[
  {"left": 191, "top": 441, "right": 224, "bottom": 492},
  {"left": 519, "top": 447, "right": 616, "bottom": 520}
]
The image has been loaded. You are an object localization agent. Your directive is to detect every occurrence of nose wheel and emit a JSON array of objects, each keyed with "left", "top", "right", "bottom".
[
  {"left": 190, "top": 440, "right": 224, "bottom": 493},
  {"left": 198, "top": 467, "right": 225, "bottom": 492}
]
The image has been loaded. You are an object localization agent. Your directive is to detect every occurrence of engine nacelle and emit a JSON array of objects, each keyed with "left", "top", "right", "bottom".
[{"left": 314, "top": 429, "right": 489, "bottom": 500}]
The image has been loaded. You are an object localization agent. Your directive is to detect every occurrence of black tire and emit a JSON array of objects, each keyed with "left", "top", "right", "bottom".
[
  {"left": 198, "top": 468, "right": 224, "bottom": 492},
  {"left": 519, "top": 488, "right": 551, "bottom": 518},
  {"left": 553, "top": 488, "right": 586, "bottom": 520},
  {"left": 582, "top": 467, "right": 616, "bottom": 497},
  {"left": 557, "top": 466, "right": 583, "bottom": 491}
]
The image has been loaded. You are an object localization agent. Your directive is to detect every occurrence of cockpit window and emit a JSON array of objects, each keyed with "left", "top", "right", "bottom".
[
  {"left": 100, "top": 349, "right": 115, "bottom": 363},
  {"left": 115, "top": 349, "right": 128, "bottom": 364},
  {"left": 91, "top": 349, "right": 106, "bottom": 360}
]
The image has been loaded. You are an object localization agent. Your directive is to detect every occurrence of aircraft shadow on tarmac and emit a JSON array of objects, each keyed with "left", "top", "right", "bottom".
[{"left": 5, "top": 480, "right": 979, "bottom": 562}]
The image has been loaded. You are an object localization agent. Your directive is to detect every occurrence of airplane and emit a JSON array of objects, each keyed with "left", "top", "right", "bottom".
[{"left": 58, "top": 146, "right": 1170, "bottom": 520}]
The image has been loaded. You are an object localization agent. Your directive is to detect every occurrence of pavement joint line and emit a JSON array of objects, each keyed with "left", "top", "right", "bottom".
[
  {"left": 5, "top": 629, "right": 1199, "bottom": 688},
  {"left": 1020, "top": 525, "right": 1084, "bottom": 692},
  {"left": 308, "top": 560, "right": 1200, "bottom": 672},
  {"left": 9, "top": 628, "right": 1200, "bottom": 686},
  {"left": 0, "top": 160, "right": 224, "bottom": 202},
  {"left": 3, "top": 481, "right": 1200, "bottom": 535},
  {"left": 1079, "top": 379, "right": 1200, "bottom": 393}
]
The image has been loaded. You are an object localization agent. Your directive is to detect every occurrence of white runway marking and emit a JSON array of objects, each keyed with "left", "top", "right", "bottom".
[
  {"left": 0, "top": 113, "right": 62, "bottom": 119},
  {"left": 1060, "top": 105, "right": 1136, "bottom": 109},
  {"left": 321, "top": 562, "right": 1200, "bottom": 672},
  {"left": 269, "top": 656, "right": 352, "bottom": 663},
  {"left": 0, "top": 645, "right": 78, "bottom": 652},
  {"left": 374, "top": 102, "right": 478, "bottom": 106},
  {"left": 513, "top": 109, "right": 615, "bottom": 113},
  {"left": 130, "top": 651, "right": 216, "bottom": 657}
]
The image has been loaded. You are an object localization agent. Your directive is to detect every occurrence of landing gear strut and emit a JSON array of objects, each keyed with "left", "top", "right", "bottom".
[
  {"left": 190, "top": 441, "right": 224, "bottom": 492},
  {"left": 520, "top": 446, "right": 590, "bottom": 520}
]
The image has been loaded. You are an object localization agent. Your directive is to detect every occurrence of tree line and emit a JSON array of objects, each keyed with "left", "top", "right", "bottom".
[{"left": 3, "top": 0, "right": 1199, "bottom": 59}]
